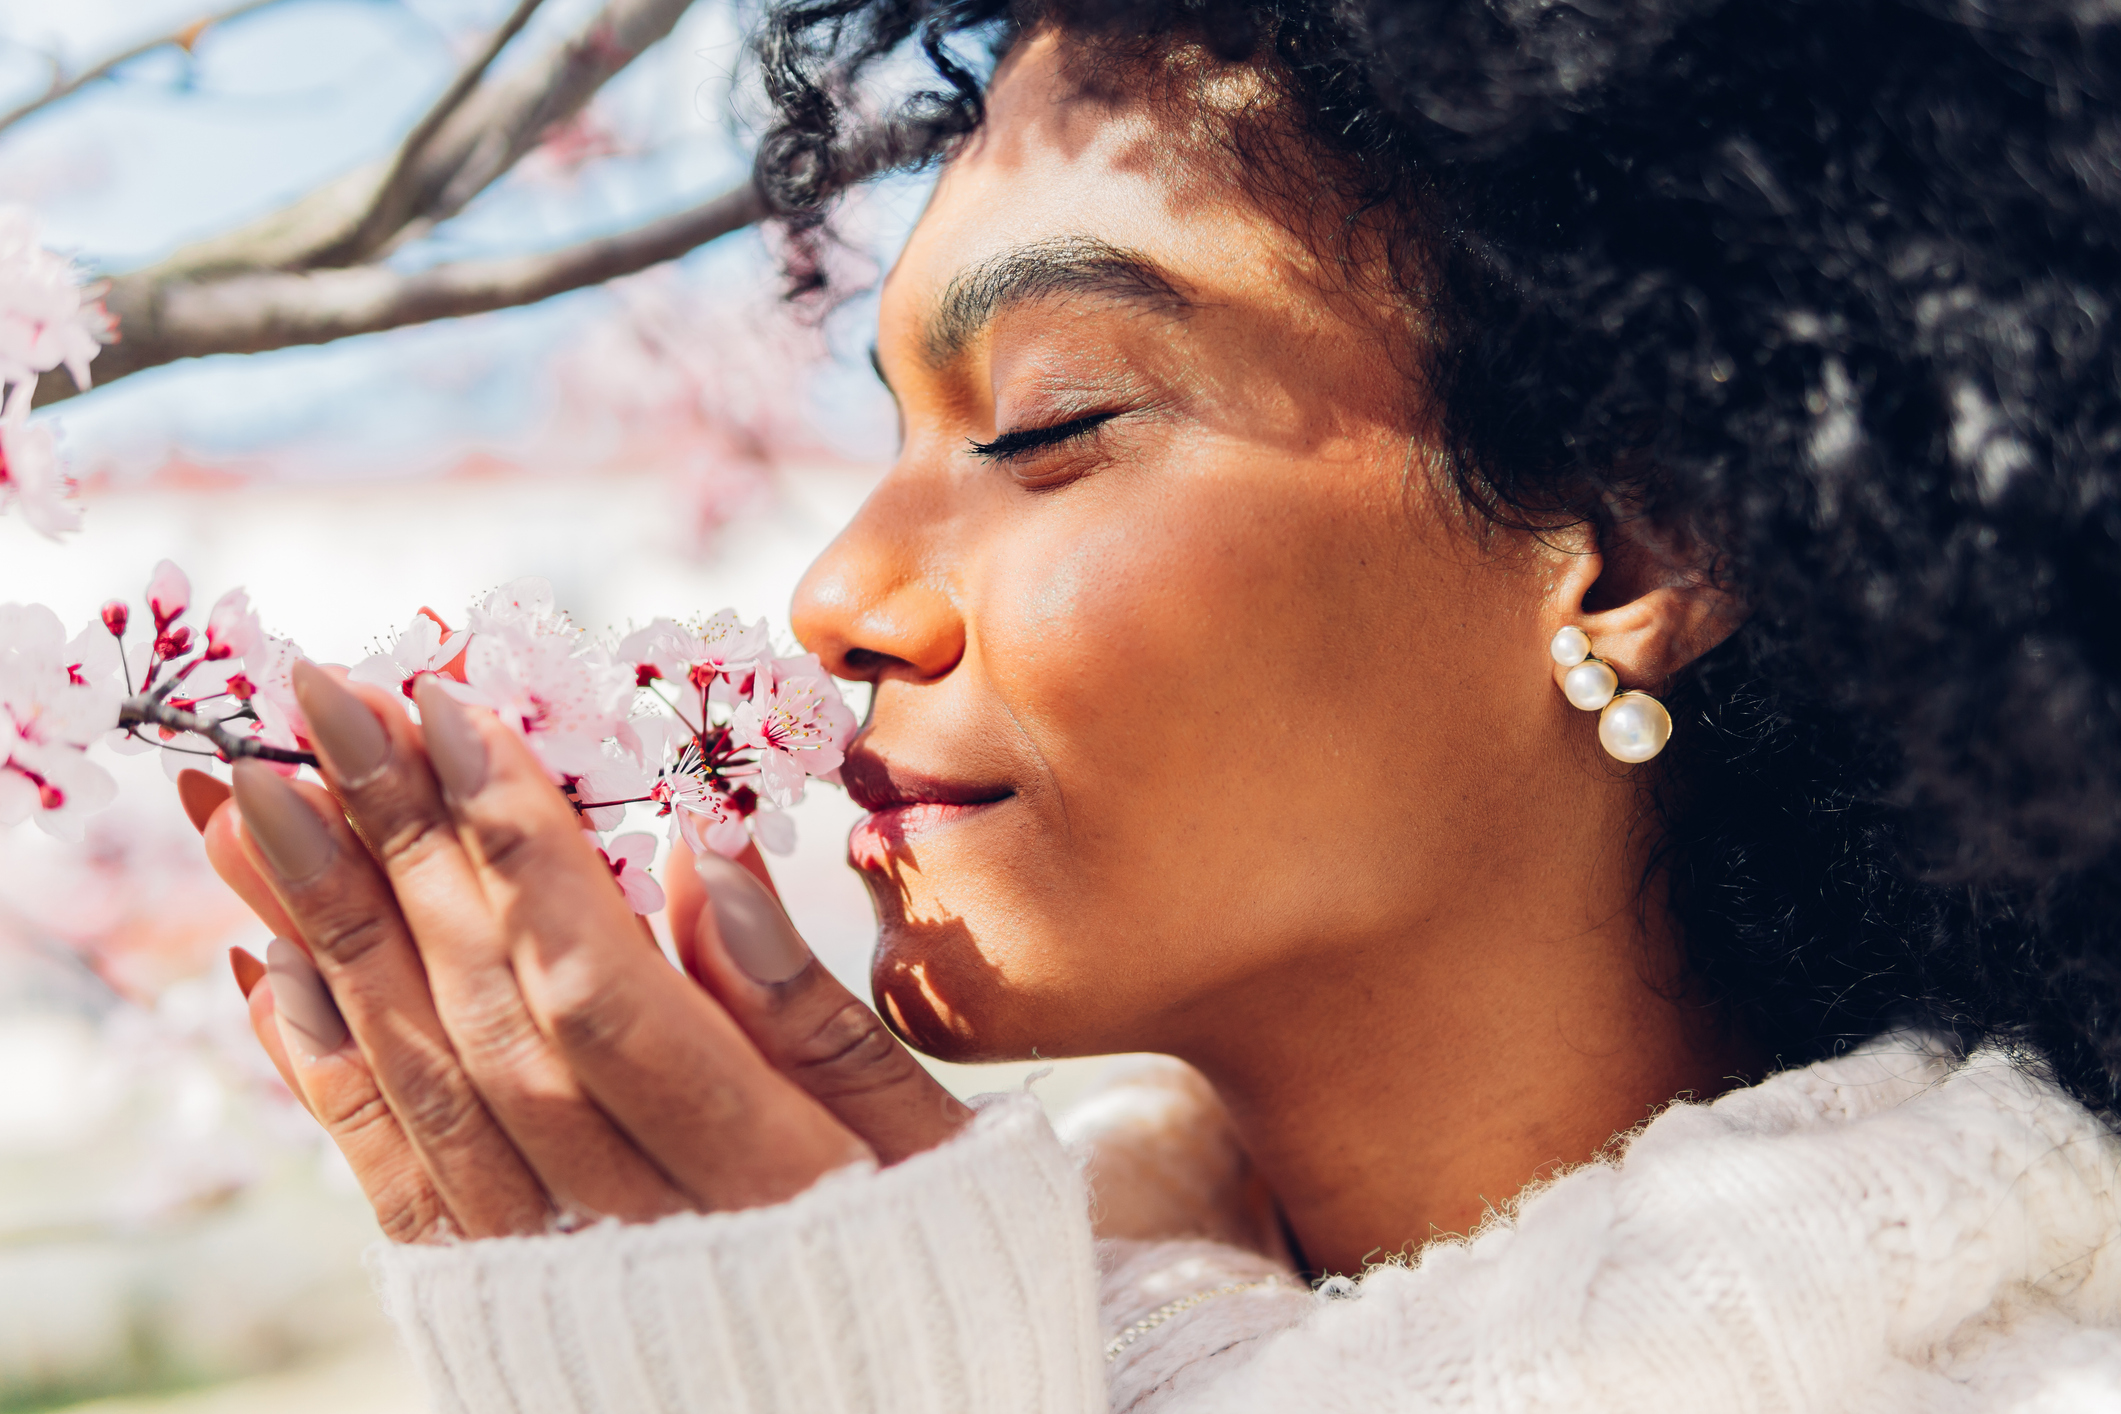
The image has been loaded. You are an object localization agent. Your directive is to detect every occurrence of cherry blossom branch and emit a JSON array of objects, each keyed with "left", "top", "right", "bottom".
[
  {"left": 0, "top": 0, "right": 300, "bottom": 139},
  {"left": 30, "top": 182, "right": 766, "bottom": 401},
  {"left": 116, "top": 695, "right": 318, "bottom": 769}
]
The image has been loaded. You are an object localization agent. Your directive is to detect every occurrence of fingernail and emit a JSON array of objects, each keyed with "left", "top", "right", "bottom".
[
  {"left": 177, "top": 768, "right": 230, "bottom": 833},
  {"left": 415, "top": 676, "right": 488, "bottom": 799},
  {"left": 229, "top": 945, "right": 266, "bottom": 998},
  {"left": 231, "top": 759, "right": 335, "bottom": 881},
  {"left": 293, "top": 660, "right": 390, "bottom": 785},
  {"left": 695, "top": 850, "right": 813, "bottom": 984},
  {"left": 267, "top": 937, "right": 348, "bottom": 1060}
]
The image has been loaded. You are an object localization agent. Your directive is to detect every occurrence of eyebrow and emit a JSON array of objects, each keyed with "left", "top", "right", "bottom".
[{"left": 922, "top": 236, "right": 1192, "bottom": 366}]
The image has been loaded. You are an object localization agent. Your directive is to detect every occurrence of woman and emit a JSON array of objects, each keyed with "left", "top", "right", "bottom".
[{"left": 188, "top": 0, "right": 2121, "bottom": 1408}]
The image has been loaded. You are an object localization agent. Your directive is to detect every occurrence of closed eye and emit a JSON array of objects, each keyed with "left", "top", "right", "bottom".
[{"left": 967, "top": 410, "right": 1119, "bottom": 462}]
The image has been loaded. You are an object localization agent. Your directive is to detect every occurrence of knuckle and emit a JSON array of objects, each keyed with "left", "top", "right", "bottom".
[
  {"left": 322, "top": 1086, "right": 398, "bottom": 1142},
  {"left": 393, "top": 1066, "right": 499, "bottom": 1158},
  {"left": 444, "top": 985, "right": 553, "bottom": 1075},
  {"left": 314, "top": 1093, "right": 448, "bottom": 1243},
  {"left": 303, "top": 904, "right": 402, "bottom": 971},
  {"left": 782, "top": 997, "right": 920, "bottom": 1100},
  {"left": 368, "top": 810, "right": 461, "bottom": 877},
  {"left": 370, "top": 1177, "right": 448, "bottom": 1245},
  {"left": 543, "top": 969, "right": 639, "bottom": 1059},
  {"left": 469, "top": 812, "right": 542, "bottom": 877}
]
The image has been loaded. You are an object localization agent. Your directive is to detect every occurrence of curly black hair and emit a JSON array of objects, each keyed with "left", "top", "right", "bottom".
[{"left": 750, "top": 0, "right": 2121, "bottom": 1116}]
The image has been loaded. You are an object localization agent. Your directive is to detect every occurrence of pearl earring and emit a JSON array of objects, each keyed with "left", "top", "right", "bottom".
[{"left": 1547, "top": 626, "right": 1673, "bottom": 763}]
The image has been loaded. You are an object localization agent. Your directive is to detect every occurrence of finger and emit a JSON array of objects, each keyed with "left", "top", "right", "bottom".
[
  {"left": 674, "top": 844, "right": 971, "bottom": 1164},
  {"left": 295, "top": 664, "right": 688, "bottom": 1223},
  {"left": 204, "top": 791, "right": 302, "bottom": 941},
  {"left": 257, "top": 936, "right": 458, "bottom": 1244},
  {"left": 232, "top": 945, "right": 305, "bottom": 1107},
  {"left": 416, "top": 679, "right": 872, "bottom": 1209},
  {"left": 229, "top": 758, "right": 551, "bottom": 1237}
]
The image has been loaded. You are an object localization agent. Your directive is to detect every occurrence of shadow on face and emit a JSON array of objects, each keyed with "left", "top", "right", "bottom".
[{"left": 797, "top": 29, "right": 1644, "bottom": 1071}]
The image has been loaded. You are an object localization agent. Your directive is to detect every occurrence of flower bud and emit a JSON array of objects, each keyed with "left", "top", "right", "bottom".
[
  {"left": 204, "top": 587, "right": 261, "bottom": 662},
  {"left": 100, "top": 599, "right": 128, "bottom": 637},
  {"left": 147, "top": 559, "right": 190, "bottom": 631}
]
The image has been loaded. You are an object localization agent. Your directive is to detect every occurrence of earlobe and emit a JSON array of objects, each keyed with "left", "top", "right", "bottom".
[{"left": 1546, "top": 519, "right": 1745, "bottom": 690}]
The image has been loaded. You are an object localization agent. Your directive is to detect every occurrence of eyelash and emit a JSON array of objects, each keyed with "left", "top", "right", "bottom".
[{"left": 966, "top": 411, "right": 1119, "bottom": 463}]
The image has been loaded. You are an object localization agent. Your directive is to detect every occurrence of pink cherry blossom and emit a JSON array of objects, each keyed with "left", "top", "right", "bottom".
[
  {"left": 588, "top": 831, "right": 665, "bottom": 914},
  {"left": 731, "top": 653, "right": 857, "bottom": 806},
  {"left": 457, "top": 629, "right": 634, "bottom": 780},
  {"left": 0, "top": 388, "right": 79, "bottom": 540},
  {"left": 0, "top": 603, "right": 118, "bottom": 838},
  {"left": 688, "top": 609, "right": 772, "bottom": 682},
  {"left": 617, "top": 610, "right": 770, "bottom": 701},
  {"left": 203, "top": 588, "right": 264, "bottom": 663},
  {"left": 750, "top": 804, "right": 796, "bottom": 856},
  {"left": 466, "top": 577, "right": 565, "bottom": 638},
  {"left": 673, "top": 786, "right": 753, "bottom": 860},
  {"left": 146, "top": 561, "right": 190, "bottom": 634},
  {"left": 62, "top": 622, "right": 118, "bottom": 690},
  {"left": 349, "top": 612, "right": 469, "bottom": 699},
  {"left": 567, "top": 748, "right": 654, "bottom": 832},
  {"left": 615, "top": 617, "right": 698, "bottom": 687},
  {"left": 236, "top": 634, "right": 310, "bottom": 758},
  {"left": 0, "top": 205, "right": 110, "bottom": 401}
]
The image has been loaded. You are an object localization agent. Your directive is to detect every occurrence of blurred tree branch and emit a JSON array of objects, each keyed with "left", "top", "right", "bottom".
[
  {"left": 324, "top": 0, "right": 552, "bottom": 266},
  {"left": 26, "top": 0, "right": 798, "bottom": 409},
  {"left": 0, "top": 0, "right": 303, "bottom": 139},
  {"left": 84, "top": 182, "right": 768, "bottom": 379}
]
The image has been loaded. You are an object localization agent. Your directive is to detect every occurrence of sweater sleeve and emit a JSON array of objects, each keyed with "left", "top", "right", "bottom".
[{"left": 370, "top": 1094, "right": 1106, "bottom": 1414}]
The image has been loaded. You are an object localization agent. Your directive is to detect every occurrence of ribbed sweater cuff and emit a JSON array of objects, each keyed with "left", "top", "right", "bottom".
[{"left": 371, "top": 1094, "right": 1105, "bottom": 1414}]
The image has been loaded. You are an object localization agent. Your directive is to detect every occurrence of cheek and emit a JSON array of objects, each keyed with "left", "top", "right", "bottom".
[
  {"left": 975, "top": 446, "right": 1539, "bottom": 943},
  {"left": 869, "top": 444, "right": 1559, "bottom": 1059}
]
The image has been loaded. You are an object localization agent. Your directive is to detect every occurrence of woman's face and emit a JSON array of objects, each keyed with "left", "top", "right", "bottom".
[{"left": 793, "top": 33, "right": 1603, "bottom": 1064}]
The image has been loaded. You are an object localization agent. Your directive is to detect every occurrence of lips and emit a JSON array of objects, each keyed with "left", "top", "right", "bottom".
[
  {"left": 840, "top": 751, "right": 1012, "bottom": 813},
  {"left": 841, "top": 749, "right": 1011, "bottom": 865}
]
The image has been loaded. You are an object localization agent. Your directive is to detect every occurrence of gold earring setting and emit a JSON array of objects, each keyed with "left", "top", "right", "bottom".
[{"left": 1548, "top": 626, "right": 1672, "bottom": 763}]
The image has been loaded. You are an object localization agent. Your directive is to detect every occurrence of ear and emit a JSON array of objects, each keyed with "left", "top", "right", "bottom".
[{"left": 1542, "top": 519, "right": 1745, "bottom": 691}]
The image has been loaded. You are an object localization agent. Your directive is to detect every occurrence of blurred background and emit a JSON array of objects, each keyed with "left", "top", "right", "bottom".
[{"left": 0, "top": 4, "right": 1112, "bottom": 1409}]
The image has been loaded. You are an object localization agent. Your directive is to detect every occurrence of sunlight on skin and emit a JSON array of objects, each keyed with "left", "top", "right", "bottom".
[{"left": 793, "top": 31, "right": 1757, "bottom": 1274}]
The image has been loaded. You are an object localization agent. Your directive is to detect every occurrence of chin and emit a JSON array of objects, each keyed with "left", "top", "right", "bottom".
[
  {"left": 858, "top": 867, "right": 1109, "bottom": 1065},
  {"left": 863, "top": 898, "right": 1027, "bottom": 1063}
]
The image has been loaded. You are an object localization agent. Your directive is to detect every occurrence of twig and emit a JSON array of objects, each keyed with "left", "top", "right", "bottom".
[
  {"left": 117, "top": 696, "right": 318, "bottom": 768},
  {"left": 0, "top": 0, "right": 299, "bottom": 138},
  {"left": 305, "top": 0, "right": 699, "bottom": 267},
  {"left": 333, "top": 0, "right": 549, "bottom": 264},
  {"left": 36, "top": 180, "right": 766, "bottom": 404}
]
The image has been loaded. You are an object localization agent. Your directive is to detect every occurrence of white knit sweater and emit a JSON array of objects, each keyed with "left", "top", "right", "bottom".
[{"left": 374, "top": 1033, "right": 2121, "bottom": 1413}]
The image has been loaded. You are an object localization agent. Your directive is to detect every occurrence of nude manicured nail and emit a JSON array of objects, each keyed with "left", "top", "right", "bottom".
[
  {"left": 231, "top": 759, "right": 335, "bottom": 881},
  {"left": 177, "top": 768, "right": 230, "bottom": 833},
  {"left": 695, "top": 851, "right": 813, "bottom": 985},
  {"left": 293, "top": 660, "right": 389, "bottom": 784},
  {"left": 266, "top": 937, "right": 348, "bottom": 1060},
  {"left": 415, "top": 676, "right": 488, "bottom": 799}
]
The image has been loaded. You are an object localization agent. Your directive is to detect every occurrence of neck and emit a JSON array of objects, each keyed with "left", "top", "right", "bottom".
[{"left": 1175, "top": 888, "right": 1758, "bottom": 1277}]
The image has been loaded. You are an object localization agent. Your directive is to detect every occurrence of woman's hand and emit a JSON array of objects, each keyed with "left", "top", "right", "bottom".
[{"left": 186, "top": 662, "right": 969, "bottom": 1242}]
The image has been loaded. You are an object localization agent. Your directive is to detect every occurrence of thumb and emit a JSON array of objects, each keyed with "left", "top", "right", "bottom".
[{"left": 673, "top": 842, "right": 972, "bottom": 1164}]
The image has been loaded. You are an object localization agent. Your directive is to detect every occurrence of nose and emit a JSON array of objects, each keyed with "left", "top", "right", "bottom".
[{"left": 791, "top": 476, "right": 967, "bottom": 685}]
